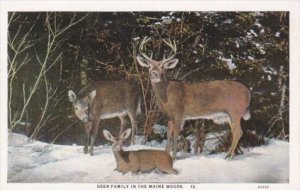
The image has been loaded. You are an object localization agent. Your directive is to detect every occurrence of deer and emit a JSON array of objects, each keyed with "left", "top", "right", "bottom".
[
  {"left": 136, "top": 37, "right": 251, "bottom": 160},
  {"left": 68, "top": 80, "right": 141, "bottom": 156},
  {"left": 103, "top": 128, "right": 178, "bottom": 174}
]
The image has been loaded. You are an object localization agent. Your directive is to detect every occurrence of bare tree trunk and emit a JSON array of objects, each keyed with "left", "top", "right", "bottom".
[
  {"left": 278, "top": 66, "right": 287, "bottom": 139},
  {"left": 266, "top": 65, "right": 288, "bottom": 139}
]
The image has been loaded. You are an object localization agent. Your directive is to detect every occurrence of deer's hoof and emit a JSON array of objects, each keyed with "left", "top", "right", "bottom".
[
  {"left": 83, "top": 147, "right": 88, "bottom": 154},
  {"left": 89, "top": 150, "right": 94, "bottom": 156},
  {"left": 225, "top": 153, "right": 234, "bottom": 160}
]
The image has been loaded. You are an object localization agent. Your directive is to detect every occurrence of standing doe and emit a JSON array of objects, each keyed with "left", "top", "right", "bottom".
[
  {"left": 136, "top": 37, "right": 251, "bottom": 160},
  {"left": 103, "top": 128, "right": 178, "bottom": 174},
  {"left": 68, "top": 80, "right": 140, "bottom": 155}
]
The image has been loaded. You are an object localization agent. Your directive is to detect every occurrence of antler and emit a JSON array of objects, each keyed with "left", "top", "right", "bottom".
[
  {"left": 162, "top": 38, "right": 177, "bottom": 62},
  {"left": 139, "top": 37, "right": 153, "bottom": 61}
]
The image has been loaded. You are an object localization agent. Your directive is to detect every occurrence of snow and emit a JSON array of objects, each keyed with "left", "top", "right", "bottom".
[
  {"left": 250, "top": 29, "right": 258, "bottom": 37},
  {"left": 133, "top": 37, "right": 140, "bottom": 41},
  {"left": 267, "top": 75, "right": 272, "bottom": 81},
  {"left": 161, "top": 16, "right": 170, "bottom": 20},
  {"left": 259, "top": 49, "right": 266, "bottom": 55},
  {"left": 235, "top": 40, "right": 240, "bottom": 48},
  {"left": 252, "top": 42, "right": 266, "bottom": 55},
  {"left": 223, "top": 19, "right": 233, "bottom": 24},
  {"left": 221, "top": 57, "right": 237, "bottom": 70},
  {"left": 247, "top": 56, "right": 255, "bottom": 61},
  {"left": 255, "top": 12, "right": 264, "bottom": 17},
  {"left": 161, "top": 16, "right": 172, "bottom": 24},
  {"left": 254, "top": 19, "right": 262, "bottom": 28},
  {"left": 8, "top": 133, "right": 288, "bottom": 183},
  {"left": 152, "top": 124, "right": 167, "bottom": 137},
  {"left": 262, "top": 66, "right": 278, "bottom": 75}
]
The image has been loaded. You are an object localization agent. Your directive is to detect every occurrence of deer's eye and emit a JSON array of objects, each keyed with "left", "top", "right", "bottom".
[{"left": 75, "top": 107, "right": 78, "bottom": 111}]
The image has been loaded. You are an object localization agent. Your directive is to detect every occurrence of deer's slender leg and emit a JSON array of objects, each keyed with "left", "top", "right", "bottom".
[
  {"left": 84, "top": 122, "right": 91, "bottom": 154},
  {"left": 90, "top": 117, "right": 101, "bottom": 156},
  {"left": 226, "top": 118, "right": 243, "bottom": 159},
  {"left": 118, "top": 115, "right": 126, "bottom": 137},
  {"left": 171, "top": 119, "right": 184, "bottom": 160},
  {"left": 166, "top": 120, "right": 174, "bottom": 153},
  {"left": 128, "top": 112, "right": 137, "bottom": 144}
]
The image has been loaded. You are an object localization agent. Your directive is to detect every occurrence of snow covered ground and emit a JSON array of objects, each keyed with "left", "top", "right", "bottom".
[{"left": 7, "top": 133, "right": 288, "bottom": 183}]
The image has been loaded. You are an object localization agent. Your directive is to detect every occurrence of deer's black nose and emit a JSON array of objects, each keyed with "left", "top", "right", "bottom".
[
  {"left": 151, "top": 71, "right": 159, "bottom": 79},
  {"left": 151, "top": 71, "right": 157, "bottom": 76}
]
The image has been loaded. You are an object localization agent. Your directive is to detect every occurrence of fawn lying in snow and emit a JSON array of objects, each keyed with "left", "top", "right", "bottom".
[{"left": 103, "top": 128, "right": 178, "bottom": 174}]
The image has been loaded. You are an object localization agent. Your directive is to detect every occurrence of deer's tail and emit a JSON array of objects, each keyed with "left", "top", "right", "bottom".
[{"left": 243, "top": 108, "right": 251, "bottom": 120}]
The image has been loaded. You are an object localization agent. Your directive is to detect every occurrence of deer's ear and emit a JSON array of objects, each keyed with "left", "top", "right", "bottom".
[
  {"left": 121, "top": 128, "right": 132, "bottom": 140},
  {"left": 136, "top": 56, "right": 150, "bottom": 68},
  {"left": 103, "top": 130, "right": 115, "bottom": 142},
  {"left": 88, "top": 90, "right": 96, "bottom": 102},
  {"left": 68, "top": 90, "right": 76, "bottom": 102},
  {"left": 163, "top": 58, "right": 178, "bottom": 69}
]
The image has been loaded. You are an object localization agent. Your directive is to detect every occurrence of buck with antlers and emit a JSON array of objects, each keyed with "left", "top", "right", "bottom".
[{"left": 136, "top": 37, "right": 251, "bottom": 160}]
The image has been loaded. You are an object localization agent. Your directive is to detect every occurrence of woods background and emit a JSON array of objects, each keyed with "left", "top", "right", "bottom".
[{"left": 8, "top": 12, "right": 289, "bottom": 151}]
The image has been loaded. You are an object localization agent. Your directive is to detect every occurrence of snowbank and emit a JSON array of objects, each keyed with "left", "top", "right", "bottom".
[{"left": 8, "top": 133, "right": 288, "bottom": 183}]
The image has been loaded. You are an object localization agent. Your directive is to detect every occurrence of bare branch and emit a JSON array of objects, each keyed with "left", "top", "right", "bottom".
[
  {"left": 8, "top": 12, "right": 16, "bottom": 26},
  {"left": 56, "top": 13, "right": 88, "bottom": 37},
  {"left": 44, "top": 52, "right": 62, "bottom": 73},
  {"left": 9, "top": 12, "right": 85, "bottom": 132}
]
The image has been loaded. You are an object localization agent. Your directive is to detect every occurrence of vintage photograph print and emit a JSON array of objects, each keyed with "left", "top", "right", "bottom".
[{"left": 7, "top": 11, "right": 289, "bottom": 183}]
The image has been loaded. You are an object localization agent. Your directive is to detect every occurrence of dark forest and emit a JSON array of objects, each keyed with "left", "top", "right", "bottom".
[{"left": 8, "top": 12, "right": 289, "bottom": 152}]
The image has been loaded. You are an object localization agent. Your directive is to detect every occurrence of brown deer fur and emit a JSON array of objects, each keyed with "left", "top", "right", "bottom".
[
  {"left": 103, "top": 129, "right": 178, "bottom": 174},
  {"left": 136, "top": 37, "right": 251, "bottom": 160},
  {"left": 68, "top": 80, "right": 140, "bottom": 155}
]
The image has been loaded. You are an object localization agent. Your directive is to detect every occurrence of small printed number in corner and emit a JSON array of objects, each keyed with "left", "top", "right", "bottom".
[
  {"left": 258, "top": 185, "right": 269, "bottom": 189},
  {"left": 190, "top": 184, "right": 195, "bottom": 189}
]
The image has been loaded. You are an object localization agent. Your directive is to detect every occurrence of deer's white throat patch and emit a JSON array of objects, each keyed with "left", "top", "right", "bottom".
[{"left": 151, "top": 78, "right": 161, "bottom": 83}]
